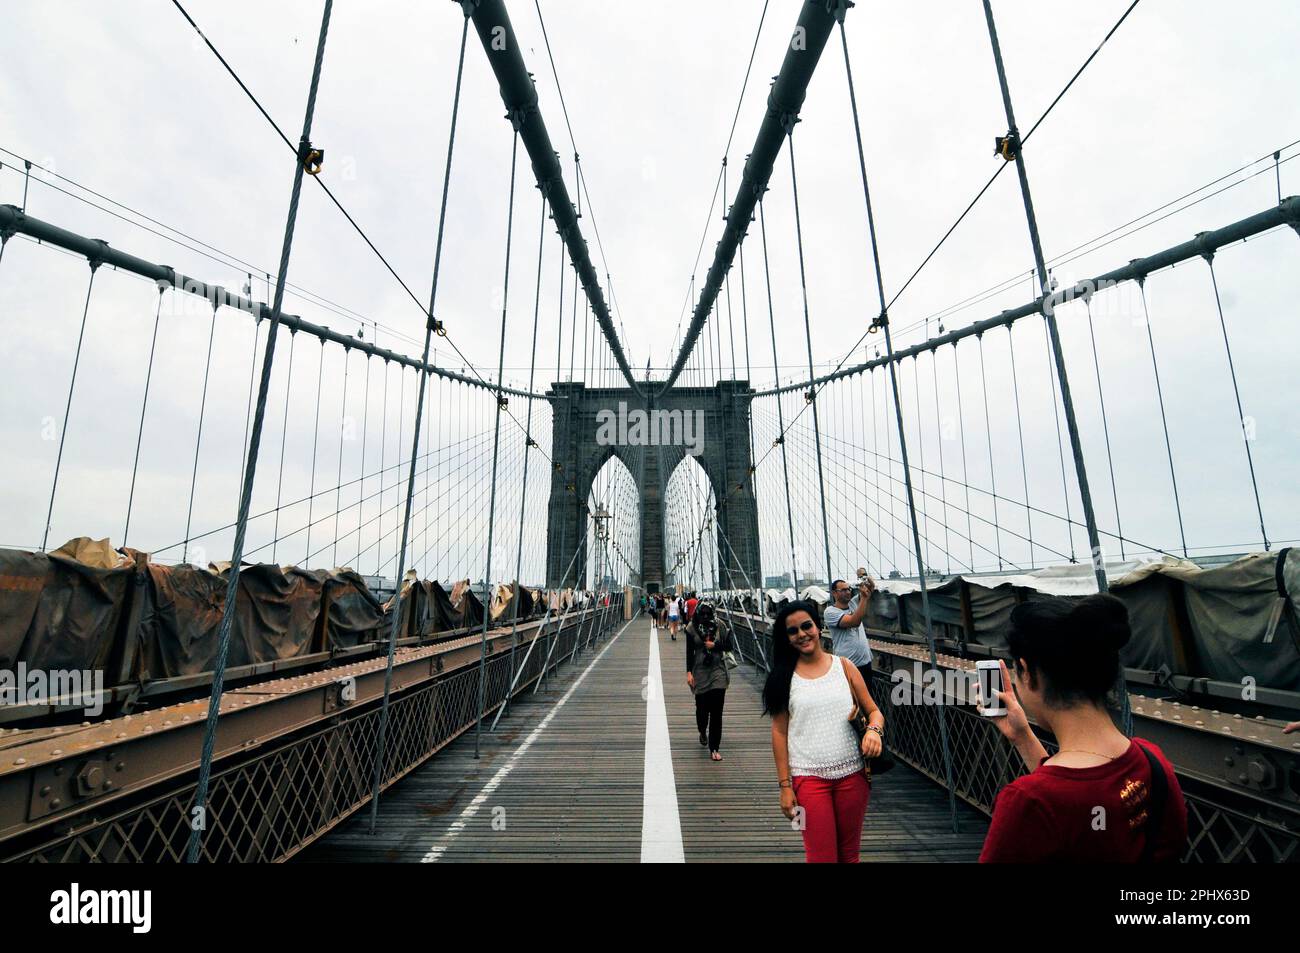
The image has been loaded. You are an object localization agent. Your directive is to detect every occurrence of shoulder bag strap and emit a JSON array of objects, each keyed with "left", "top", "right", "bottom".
[{"left": 1137, "top": 741, "right": 1170, "bottom": 864}]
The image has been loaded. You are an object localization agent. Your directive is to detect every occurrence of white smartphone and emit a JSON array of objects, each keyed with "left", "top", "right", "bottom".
[{"left": 976, "top": 660, "right": 1006, "bottom": 717}]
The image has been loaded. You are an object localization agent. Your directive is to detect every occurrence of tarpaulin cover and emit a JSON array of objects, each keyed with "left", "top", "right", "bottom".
[
  {"left": 1110, "top": 551, "right": 1300, "bottom": 690},
  {"left": 321, "top": 568, "right": 385, "bottom": 648},
  {"left": 428, "top": 580, "right": 483, "bottom": 632},
  {"left": 489, "top": 582, "right": 536, "bottom": 622},
  {"left": 139, "top": 562, "right": 325, "bottom": 678},
  {"left": 858, "top": 554, "right": 1300, "bottom": 690},
  {"left": 0, "top": 538, "right": 133, "bottom": 672}
]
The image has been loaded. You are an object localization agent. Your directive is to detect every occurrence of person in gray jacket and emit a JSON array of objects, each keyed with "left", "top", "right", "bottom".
[{"left": 685, "top": 602, "right": 731, "bottom": 762}]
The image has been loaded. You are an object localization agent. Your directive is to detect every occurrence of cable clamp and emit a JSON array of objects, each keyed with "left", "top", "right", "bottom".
[
  {"left": 299, "top": 139, "right": 324, "bottom": 176},
  {"left": 825, "top": 0, "right": 854, "bottom": 23},
  {"left": 86, "top": 238, "right": 109, "bottom": 272},
  {"left": 804, "top": 389, "right": 816, "bottom": 403},
  {"left": 1194, "top": 230, "right": 1216, "bottom": 264},
  {"left": 773, "top": 436, "right": 784, "bottom": 447},
  {"left": 869, "top": 311, "right": 887, "bottom": 333},
  {"left": 431, "top": 317, "right": 446, "bottom": 336},
  {"left": 497, "top": 395, "right": 509, "bottom": 409},
  {"left": 995, "top": 131, "right": 1019, "bottom": 162}
]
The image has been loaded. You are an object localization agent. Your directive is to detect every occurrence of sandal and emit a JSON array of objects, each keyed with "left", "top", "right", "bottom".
[{"left": 710, "top": 750, "right": 723, "bottom": 762}]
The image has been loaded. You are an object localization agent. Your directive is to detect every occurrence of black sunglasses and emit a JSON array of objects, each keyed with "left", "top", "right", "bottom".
[{"left": 784, "top": 619, "right": 818, "bottom": 637}]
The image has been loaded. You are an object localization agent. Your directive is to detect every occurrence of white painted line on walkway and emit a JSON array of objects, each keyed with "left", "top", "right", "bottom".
[
  {"left": 421, "top": 615, "right": 634, "bottom": 863},
  {"left": 641, "top": 619, "right": 685, "bottom": 863}
]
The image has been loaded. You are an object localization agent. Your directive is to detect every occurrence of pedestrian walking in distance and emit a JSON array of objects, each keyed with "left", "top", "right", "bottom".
[{"left": 685, "top": 602, "right": 731, "bottom": 762}]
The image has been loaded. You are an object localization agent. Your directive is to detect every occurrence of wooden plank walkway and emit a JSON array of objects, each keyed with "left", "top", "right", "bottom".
[{"left": 297, "top": 616, "right": 987, "bottom": 863}]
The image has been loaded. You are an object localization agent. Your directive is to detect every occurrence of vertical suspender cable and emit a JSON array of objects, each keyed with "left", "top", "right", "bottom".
[
  {"left": 1083, "top": 298, "right": 1124, "bottom": 560},
  {"left": 368, "top": 8, "right": 471, "bottom": 828},
  {"left": 123, "top": 286, "right": 166, "bottom": 548},
  {"left": 187, "top": 0, "right": 333, "bottom": 863},
  {"left": 930, "top": 352, "right": 953, "bottom": 574},
  {"left": 1136, "top": 278, "right": 1187, "bottom": 558},
  {"left": 183, "top": 304, "right": 219, "bottom": 564},
  {"left": 239, "top": 313, "right": 263, "bottom": 493},
  {"left": 839, "top": 16, "right": 960, "bottom": 831},
  {"left": 758, "top": 200, "right": 798, "bottom": 588},
  {"left": 952, "top": 346, "right": 976, "bottom": 571},
  {"left": 785, "top": 131, "right": 834, "bottom": 587},
  {"left": 304, "top": 338, "right": 325, "bottom": 562},
  {"left": 474, "top": 125, "right": 521, "bottom": 758},
  {"left": 983, "top": 0, "right": 1128, "bottom": 734},
  {"left": 355, "top": 350, "right": 372, "bottom": 566},
  {"left": 1006, "top": 326, "right": 1035, "bottom": 566},
  {"left": 978, "top": 335, "right": 1002, "bottom": 568},
  {"left": 42, "top": 261, "right": 100, "bottom": 552},
  {"left": 1205, "top": 254, "right": 1269, "bottom": 550},
  {"left": 501, "top": 191, "right": 548, "bottom": 723},
  {"left": 333, "top": 346, "right": 350, "bottom": 567},
  {"left": 271, "top": 330, "right": 297, "bottom": 563}
]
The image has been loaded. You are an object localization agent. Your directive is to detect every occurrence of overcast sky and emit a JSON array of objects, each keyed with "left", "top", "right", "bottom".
[{"left": 1, "top": 0, "right": 1297, "bottom": 582}]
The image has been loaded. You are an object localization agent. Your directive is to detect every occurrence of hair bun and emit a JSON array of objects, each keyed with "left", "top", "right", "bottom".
[{"left": 1070, "top": 593, "right": 1131, "bottom": 650}]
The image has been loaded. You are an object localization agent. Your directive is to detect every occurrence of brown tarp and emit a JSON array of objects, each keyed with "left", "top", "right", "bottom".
[
  {"left": 138, "top": 563, "right": 325, "bottom": 679},
  {"left": 427, "top": 580, "right": 483, "bottom": 632},
  {"left": 0, "top": 538, "right": 134, "bottom": 673},
  {"left": 321, "top": 568, "right": 385, "bottom": 649},
  {"left": 489, "top": 582, "right": 536, "bottom": 622}
]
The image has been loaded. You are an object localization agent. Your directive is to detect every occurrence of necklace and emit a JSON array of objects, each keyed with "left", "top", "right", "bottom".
[{"left": 1052, "top": 748, "right": 1120, "bottom": 761}]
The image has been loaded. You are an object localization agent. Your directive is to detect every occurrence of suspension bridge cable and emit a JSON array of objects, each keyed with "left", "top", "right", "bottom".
[
  {"left": 332, "top": 346, "right": 351, "bottom": 567},
  {"left": 271, "top": 331, "right": 298, "bottom": 564},
  {"left": 667, "top": 0, "right": 771, "bottom": 366},
  {"left": 182, "top": 305, "right": 219, "bottom": 564},
  {"left": 1005, "top": 326, "right": 1035, "bottom": 566},
  {"left": 1081, "top": 298, "right": 1124, "bottom": 561},
  {"left": 785, "top": 131, "right": 834, "bottom": 587},
  {"left": 42, "top": 263, "right": 99, "bottom": 552},
  {"left": 0, "top": 146, "right": 425, "bottom": 350},
  {"left": 837, "top": 14, "right": 961, "bottom": 830},
  {"left": 187, "top": 0, "right": 333, "bottom": 865},
  {"left": 122, "top": 286, "right": 166, "bottom": 548},
  {"left": 1204, "top": 255, "right": 1270, "bottom": 550},
  {"left": 367, "top": 7, "right": 473, "bottom": 828},
  {"left": 474, "top": 126, "right": 521, "bottom": 758},
  {"left": 793, "top": 0, "right": 1145, "bottom": 412}
]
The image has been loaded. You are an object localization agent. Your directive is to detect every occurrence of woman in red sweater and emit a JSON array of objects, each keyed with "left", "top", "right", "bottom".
[{"left": 979, "top": 594, "right": 1187, "bottom": 863}]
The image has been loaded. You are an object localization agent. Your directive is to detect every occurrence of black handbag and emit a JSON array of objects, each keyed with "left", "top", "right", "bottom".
[{"left": 848, "top": 702, "right": 896, "bottom": 777}]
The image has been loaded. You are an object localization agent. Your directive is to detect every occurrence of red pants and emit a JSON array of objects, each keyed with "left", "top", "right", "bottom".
[{"left": 792, "top": 772, "right": 871, "bottom": 863}]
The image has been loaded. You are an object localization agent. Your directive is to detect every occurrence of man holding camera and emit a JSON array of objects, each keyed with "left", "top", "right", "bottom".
[{"left": 823, "top": 571, "right": 876, "bottom": 686}]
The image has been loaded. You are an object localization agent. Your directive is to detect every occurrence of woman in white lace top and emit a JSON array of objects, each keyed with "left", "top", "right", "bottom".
[{"left": 763, "top": 600, "right": 884, "bottom": 863}]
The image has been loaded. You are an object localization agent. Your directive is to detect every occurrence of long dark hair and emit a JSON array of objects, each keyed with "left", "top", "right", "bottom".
[
  {"left": 762, "top": 599, "right": 821, "bottom": 716},
  {"left": 1007, "top": 593, "right": 1131, "bottom": 707}
]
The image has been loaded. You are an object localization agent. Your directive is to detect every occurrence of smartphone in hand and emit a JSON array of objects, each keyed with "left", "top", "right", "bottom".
[{"left": 976, "top": 659, "right": 1007, "bottom": 717}]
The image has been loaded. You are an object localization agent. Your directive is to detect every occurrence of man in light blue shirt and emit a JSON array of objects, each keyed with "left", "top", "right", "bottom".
[{"left": 822, "top": 576, "right": 876, "bottom": 683}]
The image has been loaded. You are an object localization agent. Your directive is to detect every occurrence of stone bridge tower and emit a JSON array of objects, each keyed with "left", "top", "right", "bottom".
[{"left": 545, "top": 380, "right": 759, "bottom": 594}]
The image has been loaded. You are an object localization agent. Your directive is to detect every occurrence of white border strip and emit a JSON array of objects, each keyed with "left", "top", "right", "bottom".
[{"left": 641, "top": 621, "right": 685, "bottom": 863}]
